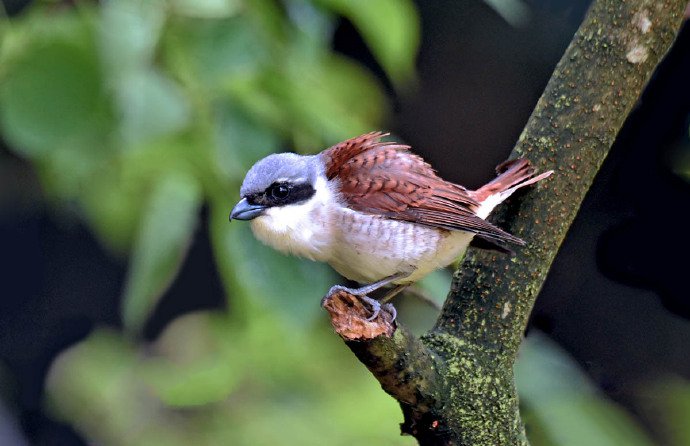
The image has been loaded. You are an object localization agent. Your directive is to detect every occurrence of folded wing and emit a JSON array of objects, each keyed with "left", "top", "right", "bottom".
[{"left": 321, "top": 132, "right": 526, "bottom": 245}]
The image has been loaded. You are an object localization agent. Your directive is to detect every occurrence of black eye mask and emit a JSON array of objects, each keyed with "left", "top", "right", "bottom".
[{"left": 247, "top": 182, "right": 316, "bottom": 208}]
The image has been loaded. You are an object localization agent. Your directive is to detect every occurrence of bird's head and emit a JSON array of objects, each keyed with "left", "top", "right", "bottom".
[{"left": 229, "top": 153, "right": 322, "bottom": 222}]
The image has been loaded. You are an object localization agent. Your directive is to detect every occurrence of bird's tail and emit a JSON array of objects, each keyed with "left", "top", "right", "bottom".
[{"left": 471, "top": 158, "right": 553, "bottom": 219}]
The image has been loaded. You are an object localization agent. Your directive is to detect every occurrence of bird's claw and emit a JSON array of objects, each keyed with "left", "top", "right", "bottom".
[
  {"left": 321, "top": 285, "right": 352, "bottom": 307},
  {"left": 323, "top": 285, "right": 396, "bottom": 322},
  {"left": 360, "top": 295, "right": 382, "bottom": 321}
]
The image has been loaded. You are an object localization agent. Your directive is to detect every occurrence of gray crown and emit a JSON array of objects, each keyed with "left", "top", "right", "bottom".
[{"left": 239, "top": 153, "right": 320, "bottom": 197}]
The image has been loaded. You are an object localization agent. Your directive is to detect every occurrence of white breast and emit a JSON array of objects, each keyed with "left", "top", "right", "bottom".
[
  {"left": 327, "top": 208, "right": 474, "bottom": 284},
  {"left": 249, "top": 175, "right": 336, "bottom": 261}
]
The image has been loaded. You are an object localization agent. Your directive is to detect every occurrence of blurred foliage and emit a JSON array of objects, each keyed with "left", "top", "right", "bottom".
[
  {"left": 667, "top": 128, "right": 690, "bottom": 183},
  {"left": 642, "top": 377, "right": 690, "bottom": 445},
  {"left": 0, "top": 0, "right": 419, "bottom": 443},
  {"left": 0, "top": 0, "right": 418, "bottom": 334},
  {"left": 45, "top": 322, "right": 690, "bottom": 446},
  {"left": 517, "top": 333, "right": 655, "bottom": 446},
  {"left": 45, "top": 314, "right": 412, "bottom": 446},
  {"left": 517, "top": 333, "right": 690, "bottom": 446},
  {"left": 482, "top": 0, "right": 531, "bottom": 27},
  {"left": 1, "top": 1, "right": 688, "bottom": 445}
]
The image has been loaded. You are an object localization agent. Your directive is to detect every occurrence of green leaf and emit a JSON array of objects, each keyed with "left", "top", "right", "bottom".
[
  {"left": 74, "top": 130, "right": 212, "bottom": 253},
  {"left": 250, "top": 52, "right": 387, "bottom": 144},
  {"left": 163, "top": 16, "right": 268, "bottom": 94},
  {"left": 284, "top": 0, "right": 334, "bottom": 47},
  {"left": 315, "top": 0, "right": 419, "bottom": 87},
  {"left": 121, "top": 171, "right": 202, "bottom": 333},
  {"left": 99, "top": 0, "right": 166, "bottom": 77},
  {"left": 212, "top": 102, "right": 281, "bottom": 180},
  {"left": 144, "top": 312, "right": 242, "bottom": 406},
  {"left": 45, "top": 329, "right": 206, "bottom": 445},
  {"left": 114, "top": 69, "right": 192, "bottom": 147},
  {"left": 45, "top": 330, "right": 138, "bottom": 425},
  {"left": 169, "top": 0, "right": 243, "bottom": 18},
  {"left": 77, "top": 162, "right": 149, "bottom": 253},
  {"left": 0, "top": 21, "right": 112, "bottom": 158},
  {"left": 641, "top": 378, "right": 690, "bottom": 446},
  {"left": 100, "top": 0, "right": 191, "bottom": 147}
]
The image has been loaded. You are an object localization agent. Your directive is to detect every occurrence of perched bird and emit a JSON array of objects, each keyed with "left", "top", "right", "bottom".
[{"left": 230, "top": 132, "right": 551, "bottom": 319}]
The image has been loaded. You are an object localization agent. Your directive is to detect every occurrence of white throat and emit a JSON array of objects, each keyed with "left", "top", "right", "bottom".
[{"left": 250, "top": 174, "right": 336, "bottom": 261}]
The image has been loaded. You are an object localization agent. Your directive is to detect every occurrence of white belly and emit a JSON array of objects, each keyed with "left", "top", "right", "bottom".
[{"left": 327, "top": 209, "right": 474, "bottom": 284}]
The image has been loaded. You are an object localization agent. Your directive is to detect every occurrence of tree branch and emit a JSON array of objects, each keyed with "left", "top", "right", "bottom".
[
  {"left": 437, "top": 0, "right": 686, "bottom": 355},
  {"left": 325, "top": 1, "right": 687, "bottom": 444}
]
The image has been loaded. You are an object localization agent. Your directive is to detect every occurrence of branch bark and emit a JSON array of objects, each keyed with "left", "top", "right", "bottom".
[{"left": 325, "top": 1, "right": 687, "bottom": 445}]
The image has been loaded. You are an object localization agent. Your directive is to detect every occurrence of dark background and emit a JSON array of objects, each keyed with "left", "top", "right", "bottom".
[{"left": 2, "top": 0, "right": 689, "bottom": 444}]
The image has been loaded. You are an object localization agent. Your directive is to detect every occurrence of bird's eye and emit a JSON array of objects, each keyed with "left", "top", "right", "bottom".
[{"left": 269, "top": 184, "right": 290, "bottom": 200}]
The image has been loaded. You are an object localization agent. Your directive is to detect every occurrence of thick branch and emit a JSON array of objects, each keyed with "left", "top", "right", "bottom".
[
  {"left": 436, "top": 0, "right": 686, "bottom": 357},
  {"left": 327, "top": 1, "right": 687, "bottom": 445}
]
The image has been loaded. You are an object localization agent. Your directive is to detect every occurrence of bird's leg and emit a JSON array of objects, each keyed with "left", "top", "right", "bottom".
[
  {"left": 380, "top": 284, "right": 409, "bottom": 303},
  {"left": 322, "top": 272, "right": 409, "bottom": 321},
  {"left": 330, "top": 272, "right": 409, "bottom": 297},
  {"left": 364, "top": 284, "right": 409, "bottom": 322}
]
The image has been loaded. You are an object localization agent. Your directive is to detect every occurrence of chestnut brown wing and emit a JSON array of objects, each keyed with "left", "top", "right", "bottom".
[{"left": 321, "top": 133, "right": 524, "bottom": 245}]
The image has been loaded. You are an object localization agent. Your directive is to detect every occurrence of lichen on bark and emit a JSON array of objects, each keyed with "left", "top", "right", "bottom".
[{"left": 325, "top": 1, "right": 688, "bottom": 445}]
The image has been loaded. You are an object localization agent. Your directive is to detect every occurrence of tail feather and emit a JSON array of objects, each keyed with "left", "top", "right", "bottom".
[{"left": 471, "top": 158, "right": 553, "bottom": 219}]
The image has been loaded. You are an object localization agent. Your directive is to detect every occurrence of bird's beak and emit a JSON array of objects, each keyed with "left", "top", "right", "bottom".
[{"left": 229, "top": 198, "right": 266, "bottom": 221}]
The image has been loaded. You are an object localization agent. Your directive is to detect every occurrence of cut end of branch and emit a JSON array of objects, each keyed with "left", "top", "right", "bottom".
[{"left": 323, "top": 290, "right": 396, "bottom": 340}]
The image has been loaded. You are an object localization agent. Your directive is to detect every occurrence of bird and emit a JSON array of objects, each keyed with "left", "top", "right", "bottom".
[{"left": 230, "top": 132, "right": 552, "bottom": 320}]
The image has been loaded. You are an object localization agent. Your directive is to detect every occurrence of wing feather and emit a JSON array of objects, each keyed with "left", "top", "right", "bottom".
[{"left": 321, "top": 132, "right": 524, "bottom": 245}]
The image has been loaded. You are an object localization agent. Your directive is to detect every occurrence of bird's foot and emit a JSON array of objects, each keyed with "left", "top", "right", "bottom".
[
  {"left": 321, "top": 273, "right": 409, "bottom": 322},
  {"left": 322, "top": 285, "right": 396, "bottom": 322},
  {"left": 322, "top": 286, "right": 397, "bottom": 340},
  {"left": 359, "top": 294, "right": 397, "bottom": 322}
]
